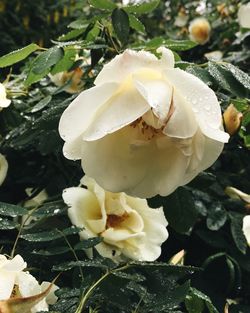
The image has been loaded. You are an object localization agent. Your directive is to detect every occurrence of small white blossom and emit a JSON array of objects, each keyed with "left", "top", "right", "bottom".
[
  {"left": 0, "top": 254, "right": 58, "bottom": 312},
  {"left": 63, "top": 176, "right": 168, "bottom": 261}
]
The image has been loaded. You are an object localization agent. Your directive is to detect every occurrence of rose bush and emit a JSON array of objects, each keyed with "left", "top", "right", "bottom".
[
  {"left": 0, "top": 254, "right": 58, "bottom": 312},
  {"left": 63, "top": 176, "right": 168, "bottom": 261},
  {"left": 59, "top": 47, "right": 229, "bottom": 198}
]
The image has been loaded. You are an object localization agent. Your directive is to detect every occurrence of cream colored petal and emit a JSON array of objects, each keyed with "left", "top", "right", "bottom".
[
  {"left": 40, "top": 282, "right": 59, "bottom": 305},
  {"left": 238, "top": 3, "right": 250, "bottom": 28},
  {"left": 59, "top": 82, "right": 118, "bottom": 142},
  {"left": 225, "top": 187, "right": 250, "bottom": 203},
  {"left": 157, "top": 47, "right": 175, "bottom": 68},
  {"left": 134, "top": 75, "right": 172, "bottom": 122},
  {"left": 81, "top": 126, "right": 189, "bottom": 198},
  {"left": 95, "top": 48, "right": 175, "bottom": 86},
  {"left": 62, "top": 135, "right": 83, "bottom": 160},
  {"left": 2, "top": 255, "right": 26, "bottom": 272},
  {"left": 243, "top": 216, "right": 250, "bottom": 246},
  {"left": 0, "top": 271, "right": 15, "bottom": 300},
  {"left": 102, "top": 228, "right": 143, "bottom": 245},
  {"left": 81, "top": 127, "right": 150, "bottom": 194},
  {"left": 94, "top": 50, "right": 159, "bottom": 85},
  {"left": 0, "top": 153, "right": 8, "bottom": 186},
  {"left": 164, "top": 68, "right": 229, "bottom": 143},
  {"left": 16, "top": 272, "right": 41, "bottom": 297},
  {"left": 163, "top": 90, "right": 198, "bottom": 139},
  {"left": 63, "top": 187, "right": 106, "bottom": 234},
  {"left": 182, "top": 131, "right": 224, "bottom": 185},
  {"left": 120, "top": 210, "right": 144, "bottom": 233},
  {"left": 82, "top": 84, "right": 150, "bottom": 141}
]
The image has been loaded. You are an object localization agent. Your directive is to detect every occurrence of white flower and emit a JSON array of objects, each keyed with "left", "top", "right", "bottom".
[
  {"left": 0, "top": 153, "right": 8, "bottom": 186},
  {"left": 238, "top": 3, "right": 250, "bottom": 29},
  {"left": 188, "top": 17, "right": 211, "bottom": 45},
  {"left": 59, "top": 48, "right": 229, "bottom": 198},
  {"left": 243, "top": 216, "right": 250, "bottom": 246},
  {"left": 63, "top": 176, "right": 168, "bottom": 261},
  {"left": 0, "top": 254, "right": 58, "bottom": 312},
  {"left": 0, "top": 83, "right": 11, "bottom": 110}
]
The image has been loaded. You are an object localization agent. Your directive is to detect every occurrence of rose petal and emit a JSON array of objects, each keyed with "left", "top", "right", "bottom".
[
  {"left": 163, "top": 89, "right": 198, "bottom": 138},
  {"left": 59, "top": 82, "right": 118, "bottom": 142},
  {"left": 63, "top": 187, "right": 107, "bottom": 234},
  {"left": 2, "top": 255, "right": 26, "bottom": 272},
  {"left": 0, "top": 271, "right": 15, "bottom": 300},
  {"left": 81, "top": 126, "right": 189, "bottom": 198},
  {"left": 82, "top": 82, "right": 150, "bottom": 141},
  {"left": 133, "top": 72, "right": 173, "bottom": 122},
  {"left": 164, "top": 68, "right": 229, "bottom": 143}
]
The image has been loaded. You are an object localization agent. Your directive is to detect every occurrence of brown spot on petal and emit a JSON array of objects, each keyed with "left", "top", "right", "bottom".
[{"left": 106, "top": 213, "right": 129, "bottom": 228}]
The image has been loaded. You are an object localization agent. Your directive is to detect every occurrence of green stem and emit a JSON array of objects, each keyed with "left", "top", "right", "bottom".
[{"left": 75, "top": 264, "right": 130, "bottom": 313}]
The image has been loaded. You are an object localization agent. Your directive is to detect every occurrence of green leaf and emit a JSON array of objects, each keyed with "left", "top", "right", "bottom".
[
  {"left": 0, "top": 218, "right": 18, "bottom": 230},
  {"left": 51, "top": 48, "right": 77, "bottom": 75},
  {"left": 0, "top": 43, "right": 40, "bottom": 68},
  {"left": 68, "top": 19, "right": 89, "bottom": 30},
  {"left": 186, "top": 288, "right": 219, "bottom": 313},
  {"left": 222, "top": 63, "right": 250, "bottom": 91},
  {"left": 229, "top": 212, "right": 248, "bottom": 254},
  {"left": 32, "top": 246, "right": 71, "bottom": 256},
  {"left": 164, "top": 39, "right": 197, "bottom": 51},
  {"left": 30, "top": 95, "right": 52, "bottom": 113},
  {"left": 128, "top": 14, "right": 145, "bottom": 33},
  {"left": 112, "top": 8, "right": 130, "bottom": 44},
  {"left": 58, "top": 28, "right": 86, "bottom": 41},
  {"left": 32, "top": 47, "right": 64, "bottom": 74},
  {"left": 186, "top": 66, "right": 214, "bottom": 86},
  {"left": 208, "top": 62, "right": 247, "bottom": 97},
  {"left": 88, "top": 0, "right": 117, "bottom": 10},
  {"left": 20, "top": 226, "right": 81, "bottom": 242},
  {"left": 124, "top": 0, "right": 160, "bottom": 15},
  {"left": 52, "top": 258, "right": 116, "bottom": 271},
  {"left": 206, "top": 203, "right": 227, "bottom": 231},
  {"left": 25, "top": 67, "right": 50, "bottom": 86},
  {"left": 159, "top": 188, "right": 198, "bottom": 234},
  {"left": 74, "top": 237, "right": 103, "bottom": 250},
  {"left": 0, "top": 202, "right": 28, "bottom": 217}
]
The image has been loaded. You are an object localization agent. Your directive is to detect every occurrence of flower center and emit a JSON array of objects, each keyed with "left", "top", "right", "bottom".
[{"left": 106, "top": 213, "right": 129, "bottom": 228}]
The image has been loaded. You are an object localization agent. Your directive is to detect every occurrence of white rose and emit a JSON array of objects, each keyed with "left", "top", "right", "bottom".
[
  {"left": 238, "top": 3, "right": 250, "bottom": 29},
  {"left": 243, "top": 215, "right": 250, "bottom": 246},
  {"left": 0, "top": 153, "right": 8, "bottom": 186},
  {"left": 63, "top": 176, "right": 168, "bottom": 261},
  {"left": 59, "top": 47, "right": 229, "bottom": 198},
  {"left": 0, "top": 83, "right": 11, "bottom": 110},
  {"left": 0, "top": 254, "right": 58, "bottom": 312},
  {"left": 188, "top": 17, "right": 211, "bottom": 45}
]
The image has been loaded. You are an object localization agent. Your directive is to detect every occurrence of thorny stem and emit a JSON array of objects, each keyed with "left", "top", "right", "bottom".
[{"left": 75, "top": 264, "right": 130, "bottom": 313}]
